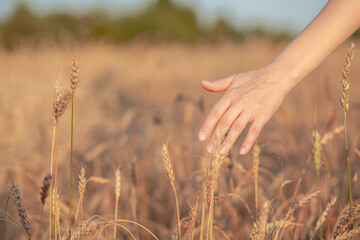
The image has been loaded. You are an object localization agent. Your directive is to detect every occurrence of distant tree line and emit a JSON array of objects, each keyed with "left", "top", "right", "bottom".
[{"left": 3, "top": 0, "right": 346, "bottom": 49}]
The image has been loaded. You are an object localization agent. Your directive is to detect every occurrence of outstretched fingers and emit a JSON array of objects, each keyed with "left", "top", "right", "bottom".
[
  {"left": 239, "top": 119, "right": 266, "bottom": 155},
  {"left": 198, "top": 97, "right": 231, "bottom": 142},
  {"left": 218, "top": 112, "right": 250, "bottom": 155}
]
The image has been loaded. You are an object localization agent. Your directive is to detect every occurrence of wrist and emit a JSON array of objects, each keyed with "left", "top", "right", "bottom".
[{"left": 264, "top": 57, "right": 304, "bottom": 97}]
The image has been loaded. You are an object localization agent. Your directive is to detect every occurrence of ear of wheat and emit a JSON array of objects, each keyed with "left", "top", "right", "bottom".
[{"left": 11, "top": 182, "right": 31, "bottom": 237}]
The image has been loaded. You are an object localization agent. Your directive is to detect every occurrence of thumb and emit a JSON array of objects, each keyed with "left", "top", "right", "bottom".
[{"left": 201, "top": 75, "right": 234, "bottom": 92}]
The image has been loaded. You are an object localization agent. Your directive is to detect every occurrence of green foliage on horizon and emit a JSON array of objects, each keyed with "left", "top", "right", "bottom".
[{"left": 0, "top": 0, "right": 294, "bottom": 49}]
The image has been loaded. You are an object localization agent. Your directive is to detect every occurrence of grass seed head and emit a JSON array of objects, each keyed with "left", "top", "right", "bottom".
[
  {"left": 40, "top": 174, "right": 52, "bottom": 205},
  {"left": 312, "top": 130, "right": 322, "bottom": 174},
  {"left": 53, "top": 90, "right": 72, "bottom": 124},
  {"left": 340, "top": 42, "right": 355, "bottom": 112},
  {"left": 162, "top": 143, "right": 175, "bottom": 186},
  {"left": 78, "top": 164, "right": 87, "bottom": 197},
  {"left": 70, "top": 59, "right": 80, "bottom": 94},
  {"left": 11, "top": 182, "right": 32, "bottom": 237},
  {"left": 115, "top": 168, "right": 121, "bottom": 199}
]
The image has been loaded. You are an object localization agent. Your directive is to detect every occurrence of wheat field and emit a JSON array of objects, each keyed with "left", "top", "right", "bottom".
[{"left": 0, "top": 38, "right": 360, "bottom": 239}]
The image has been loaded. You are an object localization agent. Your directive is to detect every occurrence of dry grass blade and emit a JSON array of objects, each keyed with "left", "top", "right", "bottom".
[
  {"left": 87, "top": 177, "right": 109, "bottom": 184},
  {"left": 284, "top": 190, "right": 320, "bottom": 221},
  {"left": 311, "top": 196, "right": 337, "bottom": 240},
  {"left": 274, "top": 191, "right": 320, "bottom": 240},
  {"left": 320, "top": 125, "right": 344, "bottom": 145},
  {"left": 10, "top": 182, "right": 31, "bottom": 237}
]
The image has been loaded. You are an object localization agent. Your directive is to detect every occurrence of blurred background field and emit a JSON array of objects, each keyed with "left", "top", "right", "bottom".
[{"left": 1, "top": 0, "right": 360, "bottom": 239}]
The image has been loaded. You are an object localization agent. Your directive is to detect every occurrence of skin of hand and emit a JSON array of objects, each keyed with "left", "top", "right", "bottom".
[{"left": 199, "top": 0, "right": 360, "bottom": 155}]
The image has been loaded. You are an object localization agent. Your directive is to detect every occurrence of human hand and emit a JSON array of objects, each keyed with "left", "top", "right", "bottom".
[{"left": 198, "top": 66, "right": 289, "bottom": 155}]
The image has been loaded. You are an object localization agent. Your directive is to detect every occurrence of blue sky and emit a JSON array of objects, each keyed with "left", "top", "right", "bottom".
[{"left": 0, "top": 0, "right": 328, "bottom": 33}]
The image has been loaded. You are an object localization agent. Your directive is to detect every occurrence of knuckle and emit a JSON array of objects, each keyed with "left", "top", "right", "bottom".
[
  {"left": 218, "top": 119, "right": 230, "bottom": 129},
  {"left": 209, "top": 108, "right": 221, "bottom": 119},
  {"left": 232, "top": 120, "right": 246, "bottom": 132},
  {"left": 249, "top": 126, "right": 260, "bottom": 137}
]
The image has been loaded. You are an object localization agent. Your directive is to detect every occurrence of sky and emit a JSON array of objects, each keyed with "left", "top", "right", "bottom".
[{"left": 0, "top": 0, "right": 328, "bottom": 34}]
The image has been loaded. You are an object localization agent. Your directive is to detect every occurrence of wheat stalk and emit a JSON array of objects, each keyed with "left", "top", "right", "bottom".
[
  {"left": 313, "top": 129, "right": 323, "bottom": 239},
  {"left": 253, "top": 143, "right": 260, "bottom": 216},
  {"left": 114, "top": 167, "right": 121, "bottom": 239},
  {"left": 69, "top": 58, "right": 80, "bottom": 238},
  {"left": 162, "top": 142, "right": 181, "bottom": 240},
  {"left": 206, "top": 129, "right": 223, "bottom": 240},
  {"left": 274, "top": 191, "right": 320, "bottom": 240},
  {"left": 187, "top": 195, "right": 200, "bottom": 240},
  {"left": 78, "top": 164, "right": 86, "bottom": 239},
  {"left": 340, "top": 42, "right": 355, "bottom": 228}
]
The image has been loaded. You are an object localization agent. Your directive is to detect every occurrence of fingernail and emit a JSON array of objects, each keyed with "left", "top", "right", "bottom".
[
  {"left": 240, "top": 147, "right": 247, "bottom": 155},
  {"left": 199, "top": 131, "right": 206, "bottom": 141},
  {"left": 219, "top": 145, "right": 227, "bottom": 155},
  {"left": 207, "top": 144, "right": 213, "bottom": 153}
]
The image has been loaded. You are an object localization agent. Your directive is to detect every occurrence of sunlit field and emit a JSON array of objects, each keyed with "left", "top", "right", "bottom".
[{"left": 0, "top": 38, "right": 360, "bottom": 239}]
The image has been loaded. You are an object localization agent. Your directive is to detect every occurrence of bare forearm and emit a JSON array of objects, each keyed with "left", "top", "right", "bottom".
[{"left": 269, "top": 0, "right": 360, "bottom": 94}]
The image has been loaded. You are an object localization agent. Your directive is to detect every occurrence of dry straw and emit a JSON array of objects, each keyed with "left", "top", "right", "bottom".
[
  {"left": 11, "top": 182, "right": 31, "bottom": 238},
  {"left": 274, "top": 191, "right": 320, "bottom": 240}
]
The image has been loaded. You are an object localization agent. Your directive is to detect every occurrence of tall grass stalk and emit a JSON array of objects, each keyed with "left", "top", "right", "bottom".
[
  {"left": 313, "top": 129, "right": 322, "bottom": 240},
  {"left": 114, "top": 167, "right": 121, "bottom": 239},
  {"left": 340, "top": 42, "right": 355, "bottom": 220},
  {"left": 253, "top": 143, "right": 260, "bottom": 217},
  {"left": 49, "top": 125, "right": 56, "bottom": 240},
  {"left": 54, "top": 121, "right": 60, "bottom": 240},
  {"left": 162, "top": 143, "right": 181, "bottom": 240},
  {"left": 205, "top": 130, "right": 223, "bottom": 240},
  {"left": 69, "top": 95, "right": 74, "bottom": 238},
  {"left": 69, "top": 59, "right": 79, "bottom": 238}
]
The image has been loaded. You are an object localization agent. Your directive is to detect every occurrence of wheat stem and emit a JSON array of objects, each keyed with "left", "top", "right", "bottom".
[
  {"left": 69, "top": 94, "right": 74, "bottom": 238},
  {"left": 49, "top": 124, "right": 56, "bottom": 240}
]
